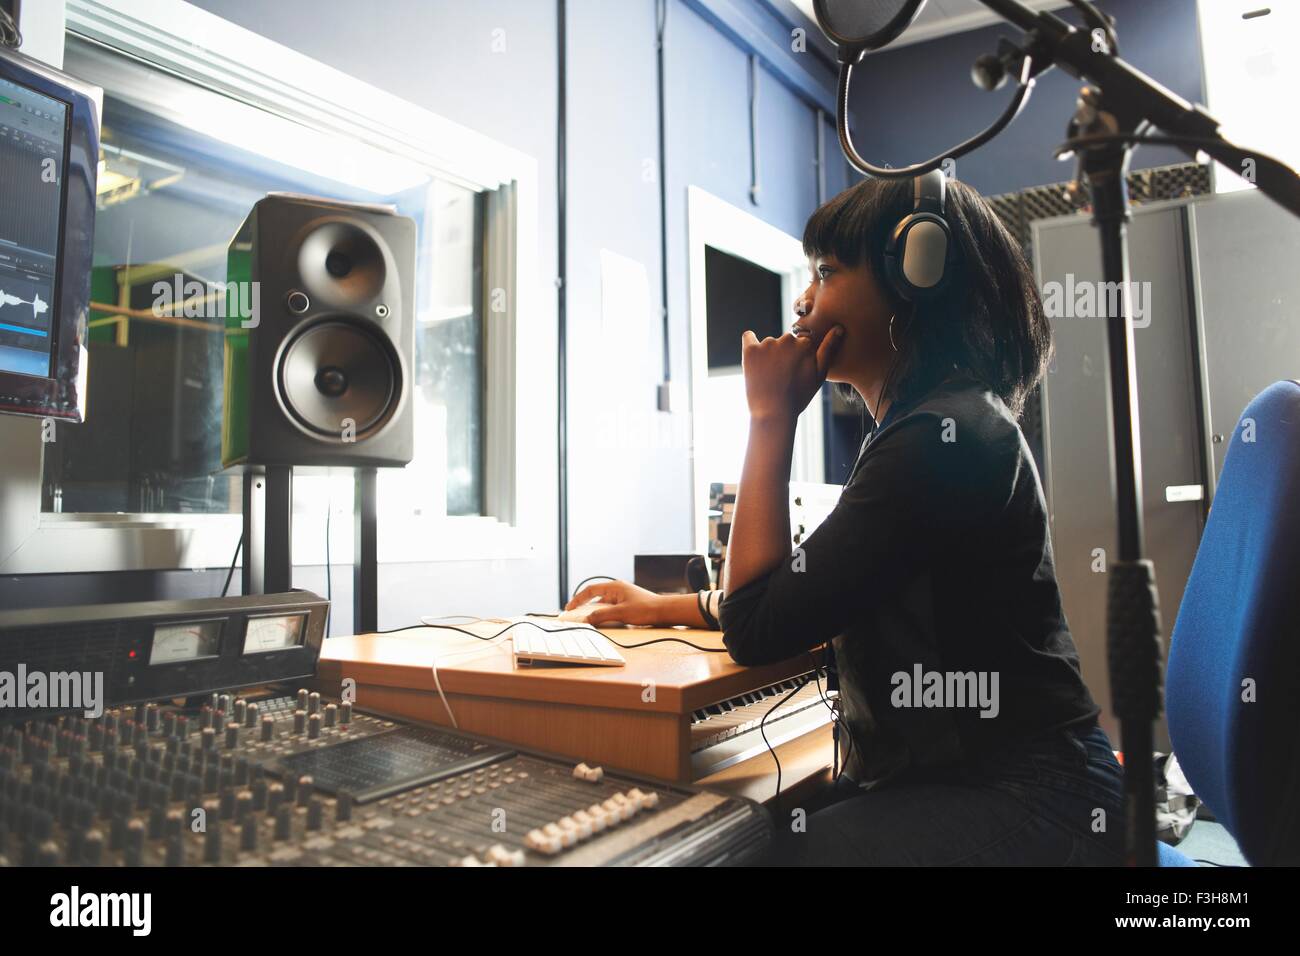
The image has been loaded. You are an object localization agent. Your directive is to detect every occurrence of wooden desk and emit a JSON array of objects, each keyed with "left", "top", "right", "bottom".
[{"left": 314, "top": 619, "right": 834, "bottom": 800}]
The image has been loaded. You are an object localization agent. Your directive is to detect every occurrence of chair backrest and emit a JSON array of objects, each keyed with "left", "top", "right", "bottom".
[{"left": 1167, "top": 380, "right": 1300, "bottom": 865}]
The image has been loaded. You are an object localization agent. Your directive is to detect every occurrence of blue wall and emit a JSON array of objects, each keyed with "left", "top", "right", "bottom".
[{"left": 845, "top": 0, "right": 1205, "bottom": 196}]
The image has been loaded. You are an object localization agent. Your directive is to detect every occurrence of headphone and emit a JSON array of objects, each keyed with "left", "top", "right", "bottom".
[{"left": 882, "top": 169, "right": 957, "bottom": 303}]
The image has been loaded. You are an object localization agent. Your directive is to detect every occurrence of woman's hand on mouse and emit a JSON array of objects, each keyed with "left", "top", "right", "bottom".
[
  {"left": 741, "top": 324, "right": 844, "bottom": 422},
  {"left": 564, "top": 580, "right": 665, "bottom": 626},
  {"left": 565, "top": 580, "right": 717, "bottom": 629}
]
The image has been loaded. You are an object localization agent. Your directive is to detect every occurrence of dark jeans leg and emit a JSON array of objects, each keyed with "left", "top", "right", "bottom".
[{"left": 780, "top": 725, "right": 1127, "bottom": 866}]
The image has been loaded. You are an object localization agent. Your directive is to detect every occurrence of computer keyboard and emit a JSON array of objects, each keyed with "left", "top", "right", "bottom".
[{"left": 513, "top": 626, "right": 626, "bottom": 667}]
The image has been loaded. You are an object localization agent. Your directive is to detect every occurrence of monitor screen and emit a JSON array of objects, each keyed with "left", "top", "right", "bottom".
[
  {"left": 0, "top": 73, "right": 70, "bottom": 379},
  {"left": 0, "top": 46, "right": 99, "bottom": 422}
]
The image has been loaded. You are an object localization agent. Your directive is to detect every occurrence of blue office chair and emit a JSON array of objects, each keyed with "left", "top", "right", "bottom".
[{"left": 1164, "top": 380, "right": 1300, "bottom": 866}]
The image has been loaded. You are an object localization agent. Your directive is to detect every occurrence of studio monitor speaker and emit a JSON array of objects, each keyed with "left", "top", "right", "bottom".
[{"left": 222, "top": 194, "right": 416, "bottom": 468}]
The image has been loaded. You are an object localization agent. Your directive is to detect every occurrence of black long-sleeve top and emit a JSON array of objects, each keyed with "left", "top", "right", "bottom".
[{"left": 718, "top": 375, "right": 1100, "bottom": 787}]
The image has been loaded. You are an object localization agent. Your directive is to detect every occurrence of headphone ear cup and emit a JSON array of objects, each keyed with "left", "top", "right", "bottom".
[
  {"left": 883, "top": 219, "right": 912, "bottom": 302},
  {"left": 900, "top": 215, "right": 951, "bottom": 297},
  {"left": 888, "top": 215, "right": 952, "bottom": 302}
]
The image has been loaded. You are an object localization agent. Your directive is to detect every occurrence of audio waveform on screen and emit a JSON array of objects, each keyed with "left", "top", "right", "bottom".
[{"left": 0, "top": 286, "right": 50, "bottom": 322}]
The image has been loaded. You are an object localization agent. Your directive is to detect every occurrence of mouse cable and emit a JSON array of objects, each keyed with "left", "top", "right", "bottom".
[
  {"left": 378, "top": 617, "right": 728, "bottom": 652},
  {"left": 568, "top": 575, "right": 617, "bottom": 604},
  {"left": 377, "top": 619, "right": 610, "bottom": 642},
  {"left": 603, "top": 635, "right": 727, "bottom": 653},
  {"left": 514, "top": 615, "right": 732, "bottom": 653}
]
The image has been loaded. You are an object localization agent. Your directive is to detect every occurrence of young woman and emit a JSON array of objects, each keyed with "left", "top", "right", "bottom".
[{"left": 565, "top": 175, "right": 1126, "bottom": 866}]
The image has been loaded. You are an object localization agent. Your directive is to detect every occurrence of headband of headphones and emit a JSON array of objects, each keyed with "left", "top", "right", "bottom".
[{"left": 883, "top": 169, "right": 955, "bottom": 303}]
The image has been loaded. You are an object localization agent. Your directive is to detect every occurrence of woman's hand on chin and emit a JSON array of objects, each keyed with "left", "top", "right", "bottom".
[{"left": 741, "top": 324, "right": 844, "bottom": 422}]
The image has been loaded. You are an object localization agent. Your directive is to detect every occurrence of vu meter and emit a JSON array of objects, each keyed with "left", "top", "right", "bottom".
[
  {"left": 149, "top": 619, "right": 223, "bottom": 665},
  {"left": 243, "top": 613, "right": 306, "bottom": 654}
]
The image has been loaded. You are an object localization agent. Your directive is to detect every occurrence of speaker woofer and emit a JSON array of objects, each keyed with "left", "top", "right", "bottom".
[
  {"left": 277, "top": 319, "right": 400, "bottom": 439},
  {"left": 297, "top": 220, "right": 387, "bottom": 307}
]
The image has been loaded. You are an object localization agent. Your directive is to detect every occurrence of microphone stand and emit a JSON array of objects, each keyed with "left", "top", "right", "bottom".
[
  {"left": 828, "top": 0, "right": 1300, "bottom": 866},
  {"left": 975, "top": 0, "right": 1300, "bottom": 866}
]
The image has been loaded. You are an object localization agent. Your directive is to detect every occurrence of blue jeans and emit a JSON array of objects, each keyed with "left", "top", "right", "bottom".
[{"left": 782, "top": 723, "right": 1128, "bottom": 866}]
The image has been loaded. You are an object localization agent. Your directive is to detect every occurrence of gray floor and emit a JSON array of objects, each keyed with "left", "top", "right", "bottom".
[{"left": 1175, "top": 820, "right": 1249, "bottom": 867}]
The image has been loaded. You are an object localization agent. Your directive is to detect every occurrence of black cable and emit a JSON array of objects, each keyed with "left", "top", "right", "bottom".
[
  {"left": 556, "top": 0, "right": 570, "bottom": 610},
  {"left": 809, "top": 654, "right": 858, "bottom": 784},
  {"left": 220, "top": 530, "right": 244, "bottom": 598},
  {"left": 568, "top": 574, "right": 617, "bottom": 602},
  {"left": 605, "top": 635, "right": 727, "bottom": 652},
  {"left": 654, "top": 0, "right": 672, "bottom": 391},
  {"left": 402, "top": 613, "right": 729, "bottom": 653},
  {"left": 372, "top": 618, "right": 718, "bottom": 650},
  {"left": 761, "top": 675, "right": 813, "bottom": 802}
]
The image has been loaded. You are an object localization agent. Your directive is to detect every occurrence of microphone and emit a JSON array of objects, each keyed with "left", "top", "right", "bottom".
[
  {"left": 810, "top": 0, "right": 1044, "bottom": 179},
  {"left": 812, "top": 0, "right": 925, "bottom": 63}
]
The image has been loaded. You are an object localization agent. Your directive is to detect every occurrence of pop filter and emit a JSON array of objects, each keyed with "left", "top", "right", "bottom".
[{"left": 812, "top": 0, "right": 926, "bottom": 61}]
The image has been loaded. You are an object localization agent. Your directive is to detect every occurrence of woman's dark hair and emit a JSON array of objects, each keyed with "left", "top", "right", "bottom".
[{"left": 802, "top": 176, "right": 1050, "bottom": 418}]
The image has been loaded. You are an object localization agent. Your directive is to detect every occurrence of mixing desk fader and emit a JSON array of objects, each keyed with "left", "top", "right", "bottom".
[{"left": 0, "top": 688, "right": 771, "bottom": 867}]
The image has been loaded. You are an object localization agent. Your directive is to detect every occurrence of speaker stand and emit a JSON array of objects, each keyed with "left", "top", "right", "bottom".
[
  {"left": 241, "top": 466, "right": 293, "bottom": 596},
  {"left": 353, "top": 467, "right": 378, "bottom": 634}
]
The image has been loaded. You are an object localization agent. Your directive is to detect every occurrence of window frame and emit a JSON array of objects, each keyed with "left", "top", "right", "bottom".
[{"left": 0, "top": 0, "right": 545, "bottom": 574}]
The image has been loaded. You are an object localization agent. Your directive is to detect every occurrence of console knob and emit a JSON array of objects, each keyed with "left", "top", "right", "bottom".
[
  {"left": 204, "top": 822, "right": 222, "bottom": 863},
  {"left": 124, "top": 818, "right": 146, "bottom": 866},
  {"left": 37, "top": 840, "right": 61, "bottom": 867},
  {"left": 165, "top": 834, "right": 184, "bottom": 866},
  {"left": 274, "top": 804, "right": 292, "bottom": 841},
  {"left": 82, "top": 829, "right": 104, "bottom": 865}
]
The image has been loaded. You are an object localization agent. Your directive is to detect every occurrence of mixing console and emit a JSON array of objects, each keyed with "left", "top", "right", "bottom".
[{"left": 0, "top": 688, "right": 771, "bottom": 867}]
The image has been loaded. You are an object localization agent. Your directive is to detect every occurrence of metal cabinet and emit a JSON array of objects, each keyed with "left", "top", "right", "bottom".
[{"left": 1033, "top": 189, "right": 1300, "bottom": 748}]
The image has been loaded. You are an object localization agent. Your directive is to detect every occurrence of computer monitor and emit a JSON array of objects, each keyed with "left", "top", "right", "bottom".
[{"left": 0, "top": 46, "right": 100, "bottom": 422}]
